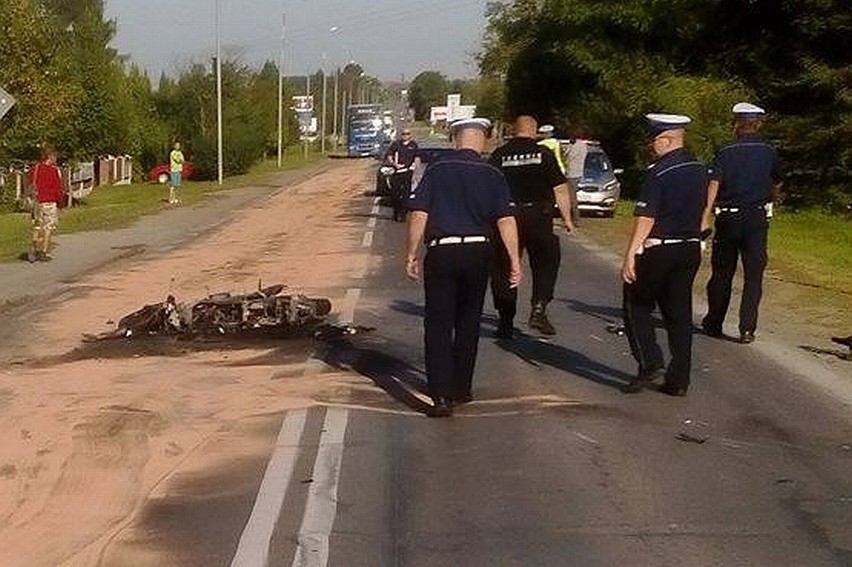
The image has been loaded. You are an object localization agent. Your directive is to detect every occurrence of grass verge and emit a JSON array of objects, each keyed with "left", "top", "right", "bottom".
[
  {"left": 0, "top": 148, "right": 323, "bottom": 263},
  {"left": 577, "top": 201, "right": 851, "bottom": 342}
]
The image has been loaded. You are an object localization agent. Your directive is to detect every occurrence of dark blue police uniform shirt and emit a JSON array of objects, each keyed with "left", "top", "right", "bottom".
[
  {"left": 385, "top": 140, "right": 419, "bottom": 167},
  {"left": 708, "top": 133, "right": 780, "bottom": 207},
  {"left": 635, "top": 148, "right": 707, "bottom": 239},
  {"left": 407, "top": 149, "right": 515, "bottom": 241}
]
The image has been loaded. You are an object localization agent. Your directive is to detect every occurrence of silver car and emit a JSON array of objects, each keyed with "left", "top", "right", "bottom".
[{"left": 560, "top": 140, "right": 622, "bottom": 217}]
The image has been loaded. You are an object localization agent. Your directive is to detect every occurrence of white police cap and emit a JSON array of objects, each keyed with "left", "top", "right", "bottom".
[
  {"left": 645, "top": 113, "right": 691, "bottom": 138},
  {"left": 449, "top": 117, "right": 492, "bottom": 132},
  {"left": 732, "top": 102, "right": 766, "bottom": 118},
  {"left": 538, "top": 124, "right": 555, "bottom": 134}
]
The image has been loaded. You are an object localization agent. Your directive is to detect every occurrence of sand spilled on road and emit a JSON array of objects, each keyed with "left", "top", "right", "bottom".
[{"left": 0, "top": 161, "right": 380, "bottom": 566}]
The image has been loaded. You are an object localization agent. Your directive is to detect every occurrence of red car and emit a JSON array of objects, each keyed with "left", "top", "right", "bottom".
[{"left": 149, "top": 161, "right": 194, "bottom": 184}]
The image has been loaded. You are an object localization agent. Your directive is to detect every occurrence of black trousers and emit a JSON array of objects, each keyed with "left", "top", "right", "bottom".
[
  {"left": 623, "top": 242, "right": 701, "bottom": 387},
  {"left": 490, "top": 204, "right": 560, "bottom": 324},
  {"left": 424, "top": 242, "right": 492, "bottom": 399},
  {"left": 704, "top": 209, "right": 768, "bottom": 334},
  {"left": 389, "top": 171, "right": 413, "bottom": 222}
]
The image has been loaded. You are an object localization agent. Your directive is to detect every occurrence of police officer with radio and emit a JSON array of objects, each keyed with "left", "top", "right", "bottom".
[
  {"left": 701, "top": 102, "right": 782, "bottom": 344},
  {"left": 385, "top": 128, "right": 419, "bottom": 222},
  {"left": 622, "top": 114, "right": 707, "bottom": 396},
  {"left": 405, "top": 118, "right": 521, "bottom": 418},
  {"left": 489, "top": 115, "right": 575, "bottom": 339}
]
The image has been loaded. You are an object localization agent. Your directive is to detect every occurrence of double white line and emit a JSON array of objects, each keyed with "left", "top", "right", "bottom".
[
  {"left": 229, "top": 408, "right": 349, "bottom": 567},
  {"left": 232, "top": 195, "right": 377, "bottom": 566}
]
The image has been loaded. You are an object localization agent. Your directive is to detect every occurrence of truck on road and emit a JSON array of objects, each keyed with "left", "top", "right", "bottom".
[{"left": 347, "top": 104, "right": 384, "bottom": 157}]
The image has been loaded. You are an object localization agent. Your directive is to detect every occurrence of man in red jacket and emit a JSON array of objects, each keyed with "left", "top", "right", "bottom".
[{"left": 27, "top": 148, "right": 64, "bottom": 262}]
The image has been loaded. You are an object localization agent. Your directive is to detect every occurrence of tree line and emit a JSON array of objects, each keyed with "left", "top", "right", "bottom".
[
  {"left": 476, "top": 0, "right": 851, "bottom": 211},
  {"left": 0, "top": 0, "right": 382, "bottom": 181}
]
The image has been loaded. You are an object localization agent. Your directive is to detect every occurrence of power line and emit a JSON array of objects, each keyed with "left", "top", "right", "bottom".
[{"left": 178, "top": 0, "right": 487, "bottom": 67}]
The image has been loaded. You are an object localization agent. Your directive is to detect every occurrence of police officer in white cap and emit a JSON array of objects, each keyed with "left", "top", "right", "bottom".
[
  {"left": 406, "top": 117, "right": 522, "bottom": 417},
  {"left": 621, "top": 114, "right": 708, "bottom": 396},
  {"left": 701, "top": 102, "right": 782, "bottom": 344}
]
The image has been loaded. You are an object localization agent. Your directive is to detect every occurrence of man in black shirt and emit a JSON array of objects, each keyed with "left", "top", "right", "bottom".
[
  {"left": 489, "top": 115, "right": 575, "bottom": 338},
  {"left": 384, "top": 128, "right": 420, "bottom": 222},
  {"left": 406, "top": 118, "right": 521, "bottom": 417},
  {"left": 701, "top": 102, "right": 782, "bottom": 344},
  {"left": 621, "top": 114, "right": 708, "bottom": 397}
]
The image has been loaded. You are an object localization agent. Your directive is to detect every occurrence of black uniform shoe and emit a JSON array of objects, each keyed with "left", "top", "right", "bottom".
[
  {"left": 427, "top": 397, "right": 453, "bottom": 418},
  {"left": 528, "top": 303, "right": 556, "bottom": 336},
  {"left": 658, "top": 383, "right": 688, "bottom": 397},
  {"left": 494, "top": 324, "right": 515, "bottom": 339},
  {"left": 701, "top": 318, "right": 723, "bottom": 338},
  {"left": 451, "top": 393, "right": 473, "bottom": 406},
  {"left": 622, "top": 367, "right": 665, "bottom": 394},
  {"left": 739, "top": 331, "right": 755, "bottom": 344}
]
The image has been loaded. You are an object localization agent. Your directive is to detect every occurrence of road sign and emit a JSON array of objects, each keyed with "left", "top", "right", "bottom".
[{"left": 0, "top": 85, "right": 16, "bottom": 121}]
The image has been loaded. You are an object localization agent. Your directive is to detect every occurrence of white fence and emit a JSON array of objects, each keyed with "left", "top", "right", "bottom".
[{"left": 0, "top": 155, "right": 133, "bottom": 209}]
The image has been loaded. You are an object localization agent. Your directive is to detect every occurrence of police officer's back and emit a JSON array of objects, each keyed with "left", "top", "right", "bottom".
[
  {"left": 621, "top": 114, "right": 707, "bottom": 396},
  {"left": 488, "top": 115, "right": 574, "bottom": 338},
  {"left": 702, "top": 102, "right": 781, "bottom": 344},
  {"left": 405, "top": 118, "right": 521, "bottom": 417}
]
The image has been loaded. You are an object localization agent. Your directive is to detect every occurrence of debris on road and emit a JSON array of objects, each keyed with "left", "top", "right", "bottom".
[
  {"left": 676, "top": 419, "right": 711, "bottom": 444},
  {"left": 830, "top": 335, "right": 851, "bottom": 359},
  {"left": 606, "top": 323, "right": 625, "bottom": 336},
  {"left": 83, "top": 284, "right": 370, "bottom": 341},
  {"left": 676, "top": 431, "right": 709, "bottom": 444}
]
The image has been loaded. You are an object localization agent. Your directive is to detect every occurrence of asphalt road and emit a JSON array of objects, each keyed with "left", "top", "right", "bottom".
[
  {"left": 100, "top": 167, "right": 851, "bottom": 566},
  {"left": 7, "top": 161, "right": 849, "bottom": 566}
]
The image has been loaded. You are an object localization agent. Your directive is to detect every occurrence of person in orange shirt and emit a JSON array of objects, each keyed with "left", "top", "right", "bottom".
[{"left": 27, "top": 147, "right": 64, "bottom": 262}]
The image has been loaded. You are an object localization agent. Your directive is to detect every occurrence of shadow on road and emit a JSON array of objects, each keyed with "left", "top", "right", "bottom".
[
  {"left": 389, "top": 299, "right": 504, "bottom": 333},
  {"left": 494, "top": 334, "right": 633, "bottom": 391},
  {"left": 314, "top": 336, "right": 432, "bottom": 415}
]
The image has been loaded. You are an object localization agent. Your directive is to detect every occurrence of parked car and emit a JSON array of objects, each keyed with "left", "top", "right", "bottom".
[
  {"left": 559, "top": 140, "right": 622, "bottom": 217},
  {"left": 149, "top": 161, "right": 194, "bottom": 184}
]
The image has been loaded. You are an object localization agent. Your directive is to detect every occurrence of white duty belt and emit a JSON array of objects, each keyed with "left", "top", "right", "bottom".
[
  {"left": 643, "top": 237, "right": 700, "bottom": 249},
  {"left": 427, "top": 235, "right": 489, "bottom": 248},
  {"left": 715, "top": 203, "right": 773, "bottom": 218}
]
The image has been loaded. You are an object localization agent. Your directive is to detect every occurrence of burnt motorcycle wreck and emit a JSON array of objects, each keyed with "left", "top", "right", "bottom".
[{"left": 90, "top": 284, "right": 367, "bottom": 341}]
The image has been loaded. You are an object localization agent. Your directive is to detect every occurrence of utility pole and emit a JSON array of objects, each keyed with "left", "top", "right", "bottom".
[
  {"left": 304, "top": 69, "right": 310, "bottom": 160},
  {"left": 338, "top": 87, "right": 348, "bottom": 145},
  {"left": 277, "top": 12, "right": 285, "bottom": 168},
  {"left": 321, "top": 56, "right": 327, "bottom": 154},
  {"left": 215, "top": 0, "right": 223, "bottom": 185},
  {"left": 332, "top": 67, "right": 339, "bottom": 148}
]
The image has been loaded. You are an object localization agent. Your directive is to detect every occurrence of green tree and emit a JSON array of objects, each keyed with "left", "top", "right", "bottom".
[
  {"left": 408, "top": 71, "right": 449, "bottom": 121},
  {"left": 481, "top": 0, "right": 852, "bottom": 209},
  {"left": 57, "top": 0, "right": 129, "bottom": 158},
  {"left": 119, "top": 65, "right": 168, "bottom": 173},
  {"left": 0, "top": 0, "right": 78, "bottom": 159}
]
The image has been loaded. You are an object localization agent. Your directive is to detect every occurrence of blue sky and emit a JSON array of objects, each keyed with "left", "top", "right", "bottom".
[{"left": 105, "top": 0, "right": 491, "bottom": 80}]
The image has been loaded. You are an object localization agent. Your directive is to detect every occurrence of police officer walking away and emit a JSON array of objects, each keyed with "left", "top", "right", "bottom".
[
  {"left": 405, "top": 118, "right": 521, "bottom": 417},
  {"left": 490, "top": 115, "right": 575, "bottom": 338},
  {"left": 701, "top": 103, "right": 782, "bottom": 344},
  {"left": 384, "top": 128, "right": 419, "bottom": 222},
  {"left": 622, "top": 114, "right": 707, "bottom": 396}
]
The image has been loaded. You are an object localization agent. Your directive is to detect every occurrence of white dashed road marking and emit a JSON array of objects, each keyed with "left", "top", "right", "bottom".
[
  {"left": 291, "top": 408, "right": 350, "bottom": 567},
  {"left": 340, "top": 288, "right": 361, "bottom": 324},
  {"left": 231, "top": 188, "right": 372, "bottom": 566},
  {"left": 230, "top": 410, "right": 309, "bottom": 567}
]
